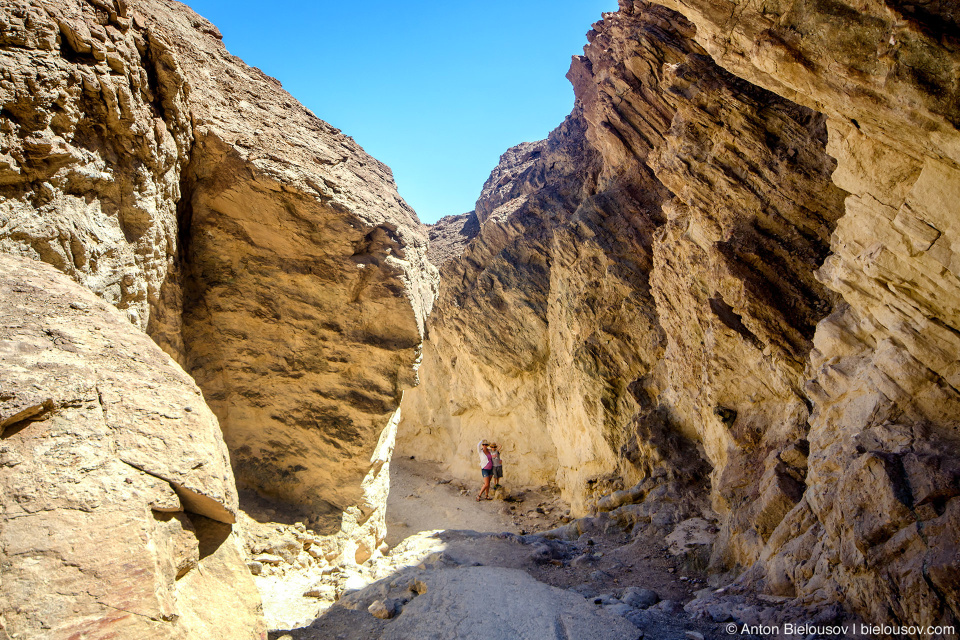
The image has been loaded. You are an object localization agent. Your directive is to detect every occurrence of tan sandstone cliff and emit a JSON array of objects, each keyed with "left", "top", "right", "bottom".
[
  {"left": 0, "top": 0, "right": 437, "bottom": 572},
  {"left": 400, "top": 0, "right": 959, "bottom": 633}
]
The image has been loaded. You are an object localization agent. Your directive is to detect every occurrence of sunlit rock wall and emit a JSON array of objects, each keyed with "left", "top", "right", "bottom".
[
  {"left": 0, "top": 0, "right": 436, "bottom": 568},
  {"left": 401, "top": 2, "right": 843, "bottom": 525},
  {"left": 0, "top": 254, "right": 265, "bottom": 639}
]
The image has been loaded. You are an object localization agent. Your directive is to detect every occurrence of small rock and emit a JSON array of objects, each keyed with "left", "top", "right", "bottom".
[
  {"left": 685, "top": 632, "right": 704, "bottom": 640},
  {"left": 246, "top": 561, "right": 263, "bottom": 575},
  {"left": 589, "top": 570, "right": 612, "bottom": 582},
  {"left": 253, "top": 554, "right": 283, "bottom": 565},
  {"left": 303, "top": 585, "right": 336, "bottom": 599},
  {"left": 651, "top": 599, "right": 683, "bottom": 615},
  {"left": 667, "top": 567, "right": 675, "bottom": 573},
  {"left": 368, "top": 600, "right": 393, "bottom": 619},
  {"left": 706, "top": 603, "right": 732, "bottom": 622},
  {"left": 408, "top": 579, "right": 428, "bottom": 595},
  {"left": 621, "top": 587, "right": 659, "bottom": 609},
  {"left": 571, "top": 553, "right": 597, "bottom": 568},
  {"left": 606, "top": 603, "right": 634, "bottom": 617}
]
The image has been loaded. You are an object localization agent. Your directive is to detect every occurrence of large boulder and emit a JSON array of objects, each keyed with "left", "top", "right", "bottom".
[{"left": 0, "top": 254, "right": 265, "bottom": 639}]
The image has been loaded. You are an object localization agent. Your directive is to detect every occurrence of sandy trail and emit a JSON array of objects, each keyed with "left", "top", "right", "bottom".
[
  {"left": 385, "top": 455, "right": 564, "bottom": 546},
  {"left": 275, "top": 455, "right": 728, "bottom": 640}
]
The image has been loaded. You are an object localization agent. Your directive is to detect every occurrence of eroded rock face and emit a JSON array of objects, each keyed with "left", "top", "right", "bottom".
[
  {"left": 646, "top": 0, "right": 960, "bottom": 627},
  {"left": 0, "top": 254, "right": 264, "bottom": 639},
  {"left": 0, "top": 0, "right": 191, "bottom": 339},
  {"left": 402, "top": 0, "right": 960, "bottom": 630},
  {"left": 426, "top": 210, "right": 480, "bottom": 267},
  {"left": 0, "top": 0, "right": 437, "bottom": 561},
  {"left": 400, "top": 107, "right": 674, "bottom": 513}
]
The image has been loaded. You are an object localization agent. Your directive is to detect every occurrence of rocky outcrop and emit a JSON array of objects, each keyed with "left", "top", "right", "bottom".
[
  {"left": 0, "top": 254, "right": 264, "bottom": 639},
  {"left": 426, "top": 210, "right": 479, "bottom": 266},
  {"left": 400, "top": 107, "right": 674, "bottom": 512},
  {"left": 0, "top": 0, "right": 436, "bottom": 565},
  {"left": 401, "top": 0, "right": 959, "bottom": 632}
]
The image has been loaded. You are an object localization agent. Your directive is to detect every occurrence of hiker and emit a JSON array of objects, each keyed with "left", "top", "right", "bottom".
[
  {"left": 490, "top": 442, "right": 503, "bottom": 490},
  {"left": 476, "top": 439, "right": 494, "bottom": 501}
]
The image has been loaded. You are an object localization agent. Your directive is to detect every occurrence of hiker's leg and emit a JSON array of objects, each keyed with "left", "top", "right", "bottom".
[{"left": 478, "top": 474, "right": 490, "bottom": 499}]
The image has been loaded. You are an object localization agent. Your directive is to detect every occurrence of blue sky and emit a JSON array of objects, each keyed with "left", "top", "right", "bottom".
[{"left": 183, "top": 0, "right": 617, "bottom": 223}]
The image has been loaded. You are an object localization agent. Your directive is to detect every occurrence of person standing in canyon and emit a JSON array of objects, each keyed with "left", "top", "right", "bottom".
[
  {"left": 490, "top": 443, "right": 504, "bottom": 490},
  {"left": 477, "top": 440, "right": 494, "bottom": 501}
]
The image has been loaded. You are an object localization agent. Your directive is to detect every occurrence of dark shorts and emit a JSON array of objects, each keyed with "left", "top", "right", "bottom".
[
  {"left": 493, "top": 465, "right": 503, "bottom": 478},
  {"left": 481, "top": 468, "right": 493, "bottom": 478}
]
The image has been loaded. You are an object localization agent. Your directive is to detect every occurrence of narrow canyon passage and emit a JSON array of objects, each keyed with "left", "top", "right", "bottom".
[
  {"left": 1, "top": 0, "right": 958, "bottom": 638},
  {"left": 384, "top": 456, "right": 552, "bottom": 546}
]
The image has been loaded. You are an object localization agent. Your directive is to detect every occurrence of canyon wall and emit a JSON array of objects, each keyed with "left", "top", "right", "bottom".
[
  {"left": 651, "top": 0, "right": 960, "bottom": 628},
  {"left": 0, "top": 0, "right": 436, "bottom": 572},
  {"left": 400, "top": 0, "right": 959, "bottom": 630}
]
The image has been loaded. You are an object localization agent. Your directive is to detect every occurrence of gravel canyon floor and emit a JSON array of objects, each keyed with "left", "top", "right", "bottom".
[{"left": 269, "top": 458, "right": 734, "bottom": 640}]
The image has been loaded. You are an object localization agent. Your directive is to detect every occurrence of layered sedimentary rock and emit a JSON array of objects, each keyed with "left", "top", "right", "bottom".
[
  {"left": 400, "top": 109, "right": 673, "bottom": 511},
  {"left": 0, "top": 0, "right": 436, "bottom": 563},
  {"left": 401, "top": 0, "right": 960, "bottom": 631},
  {"left": 649, "top": 0, "right": 960, "bottom": 628},
  {"left": 0, "top": 254, "right": 264, "bottom": 639}
]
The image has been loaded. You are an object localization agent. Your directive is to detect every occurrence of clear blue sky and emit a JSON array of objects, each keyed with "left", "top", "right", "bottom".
[{"left": 183, "top": 0, "right": 617, "bottom": 223}]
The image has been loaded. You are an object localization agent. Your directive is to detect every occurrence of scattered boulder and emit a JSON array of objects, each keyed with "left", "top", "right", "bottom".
[{"left": 621, "top": 587, "right": 660, "bottom": 610}]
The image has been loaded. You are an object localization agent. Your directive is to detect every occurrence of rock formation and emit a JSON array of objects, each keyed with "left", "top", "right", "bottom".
[
  {"left": 426, "top": 210, "right": 479, "bottom": 266},
  {"left": 401, "top": 2, "right": 843, "bottom": 516},
  {"left": 0, "top": 254, "right": 264, "bottom": 639},
  {"left": 3, "top": 0, "right": 959, "bottom": 635},
  {"left": 401, "top": 0, "right": 959, "bottom": 632},
  {"left": 0, "top": 0, "right": 436, "bottom": 570},
  {"left": 649, "top": 0, "right": 960, "bottom": 628}
]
